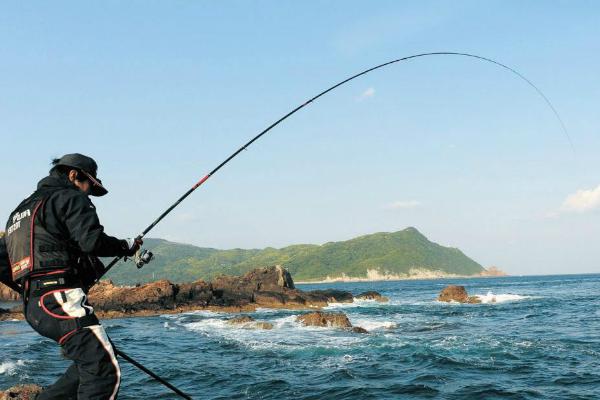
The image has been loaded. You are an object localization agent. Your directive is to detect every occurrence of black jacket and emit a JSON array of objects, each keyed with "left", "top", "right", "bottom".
[
  {"left": 35, "top": 175, "right": 129, "bottom": 258},
  {"left": 0, "top": 236, "right": 17, "bottom": 290}
]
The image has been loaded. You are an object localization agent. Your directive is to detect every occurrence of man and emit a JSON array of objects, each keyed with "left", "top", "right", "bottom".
[{"left": 3, "top": 153, "right": 141, "bottom": 400}]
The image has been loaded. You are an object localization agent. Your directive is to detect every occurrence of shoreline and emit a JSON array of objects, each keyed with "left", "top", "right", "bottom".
[{"left": 296, "top": 269, "right": 507, "bottom": 284}]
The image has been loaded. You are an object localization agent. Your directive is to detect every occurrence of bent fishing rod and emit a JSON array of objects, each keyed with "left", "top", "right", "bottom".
[{"left": 101, "top": 51, "right": 572, "bottom": 278}]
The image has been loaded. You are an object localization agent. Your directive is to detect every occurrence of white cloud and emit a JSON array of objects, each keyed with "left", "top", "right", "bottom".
[
  {"left": 561, "top": 184, "right": 600, "bottom": 213},
  {"left": 385, "top": 200, "right": 421, "bottom": 210},
  {"left": 357, "top": 87, "right": 375, "bottom": 101}
]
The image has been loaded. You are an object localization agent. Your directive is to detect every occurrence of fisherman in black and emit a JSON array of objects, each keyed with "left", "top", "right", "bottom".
[{"left": 2, "top": 154, "right": 141, "bottom": 400}]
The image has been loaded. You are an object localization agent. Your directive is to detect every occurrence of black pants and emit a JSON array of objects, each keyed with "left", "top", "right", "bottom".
[{"left": 25, "top": 287, "right": 121, "bottom": 400}]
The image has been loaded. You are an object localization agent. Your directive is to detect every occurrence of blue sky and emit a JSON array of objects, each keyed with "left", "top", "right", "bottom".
[{"left": 1, "top": 1, "right": 599, "bottom": 275}]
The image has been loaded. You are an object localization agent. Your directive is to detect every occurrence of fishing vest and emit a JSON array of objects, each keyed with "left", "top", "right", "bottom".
[{"left": 5, "top": 188, "right": 73, "bottom": 282}]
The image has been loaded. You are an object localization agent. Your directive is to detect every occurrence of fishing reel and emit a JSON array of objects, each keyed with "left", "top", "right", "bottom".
[{"left": 134, "top": 249, "right": 154, "bottom": 269}]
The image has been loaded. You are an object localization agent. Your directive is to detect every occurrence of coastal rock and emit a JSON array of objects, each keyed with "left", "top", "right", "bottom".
[
  {"left": 355, "top": 291, "right": 389, "bottom": 302},
  {"left": 228, "top": 315, "right": 255, "bottom": 324},
  {"left": 175, "top": 280, "right": 213, "bottom": 306},
  {"left": 1, "top": 384, "right": 42, "bottom": 400},
  {"left": 0, "top": 283, "right": 20, "bottom": 302},
  {"left": 0, "top": 307, "right": 21, "bottom": 322},
  {"left": 297, "top": 311, "right": 352, "bottom": 328},
  {"left": 437, "top": 285, "right": 481, "bottom": 304},
  {"left": 227, "top": 315, "right": 273, "bottom": 330},
  {"left": 306, "top": 289, "right": 354, "bottom": 304},
  {"left": 89, "top": 279, "right": 177, "bottom": 312},
  {"left": 352, "top": 326, "right": 369, "bottom": 334}
]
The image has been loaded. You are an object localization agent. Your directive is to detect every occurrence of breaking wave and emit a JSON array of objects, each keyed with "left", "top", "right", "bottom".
[
  {"left": 474, "top": 292, "right": 532, "bottom": 304},
  {"left": 0, "top": 360, "right": 25, "bottom": 376}
]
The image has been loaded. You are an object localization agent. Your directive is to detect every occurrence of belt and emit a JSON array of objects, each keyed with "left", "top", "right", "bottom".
[{"left": 28, "top": 274, "right": 81, "bottom": 297}]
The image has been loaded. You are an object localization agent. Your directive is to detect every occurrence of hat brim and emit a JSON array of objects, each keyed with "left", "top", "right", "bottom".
[{"left": 81, "top": 171, "right": 108, "bottom": 197}]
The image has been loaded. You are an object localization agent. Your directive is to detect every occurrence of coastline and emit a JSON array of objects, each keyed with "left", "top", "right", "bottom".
[{"left": 295, "top": 268, "right": 507, "bottom": 284}]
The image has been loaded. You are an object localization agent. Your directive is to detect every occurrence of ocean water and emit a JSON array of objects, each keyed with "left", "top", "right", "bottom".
[{"left": 1, "top": 274, "right": 599, "bottom": 399}]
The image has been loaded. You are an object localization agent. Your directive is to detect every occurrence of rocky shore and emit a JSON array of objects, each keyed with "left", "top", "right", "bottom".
[{"left": 0, "top": 265, "right": 381, "bottom": 321}]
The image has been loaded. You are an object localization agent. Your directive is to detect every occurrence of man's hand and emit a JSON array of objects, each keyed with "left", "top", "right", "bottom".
[{"left": 121, "top": 237, "right": 143, "bottom": 257}]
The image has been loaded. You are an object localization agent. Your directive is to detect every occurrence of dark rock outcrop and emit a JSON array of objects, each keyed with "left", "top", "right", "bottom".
[
  {"left": 355, "top": 291, "right": 389, "bottom": 302},
  {"left": 86, "top": 266, "right": 357, "bottom": 317},
  {"left": 437, "top": 285, "right": 481, "bottom": 304},
  {"left": 306, "top": 289, "right": 354, "bottom": 304},
  {"left": 296, "top": 311, "right": 352, "bottom": 328}
]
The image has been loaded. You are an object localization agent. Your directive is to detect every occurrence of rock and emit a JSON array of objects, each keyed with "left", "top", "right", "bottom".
[
  {"left": 227, "top": 315, "right": 273, "bottom": 330},
  {"left": 306, "top": 289, "right": 354, "bottom": 304},
  {"left": 175, "top": 280, "right": 213, "bottom": 306},
  {"left": 244, "top": 265, "right": 295, "bottom": 290},
  {"left": 352, "top": 326, "right": 369, "bottom": 334},
  {"left": 88, "top": 279, "right": 177, "bottom": 312},
  {"left": 228, "top": 315, "right": 255, "bottom": 324},
  {"left": 253, "top": 322, "right": 274, "bottom": 330},
  {"left": 0, "top": 283, "right": 20, "bottom": 302},
  {"left": 437, "top": 285, "right": 481, "bottom": 304},
  {"left": 0, "top": 307, "right": 21, "bottom": 322},
  {"left": 297, "top": 311, "right": 352, "bottom": 328},
  {"left": 211, "top": 265, "right": 296, "bottom": 307},
  {"left": 355, "top": 291, "right": 389, "bottom": 302},
  {"left": 1, "top": 384, "right": 42, "bottom": 400}
]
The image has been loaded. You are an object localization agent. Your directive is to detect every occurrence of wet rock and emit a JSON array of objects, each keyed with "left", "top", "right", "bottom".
[
  {"left": 252, "top": 322, "right": 274, "bottom": 330},
  {"left": 355, "top": 291, "right": 389, "bottom": 302},
  {"left": 227, "top": 315, "right": 273, "bottom": 330},
  {"left": 437, "top": 285, "right": 481, "bottom": 304},
  {"left": 1, "top": 384, "right": 42, "bottom": 400},
  {"left": 352, "top": 326, "right": 369, "bottom": 334},
  {"left": 297, "top": 311, "right": 353, "bottom": 328},
  {"left": 228, "top": 315, "right": 255, "bottom": 324},
  {"left": 306, "top": 289, "right": 354, "bottom": 304}
]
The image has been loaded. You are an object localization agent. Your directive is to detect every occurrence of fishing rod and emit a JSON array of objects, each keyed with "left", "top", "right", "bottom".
[
  {"left": 115, "top": 348, "right": 193, "bottom": 399},
  {"left": 100, "top": 51, "right": 572, "bottom": 276}
]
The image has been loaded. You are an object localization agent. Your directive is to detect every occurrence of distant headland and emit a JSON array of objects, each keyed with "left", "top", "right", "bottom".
[{"left": 102, "top": 227, "right": 505, "bottom": 285}]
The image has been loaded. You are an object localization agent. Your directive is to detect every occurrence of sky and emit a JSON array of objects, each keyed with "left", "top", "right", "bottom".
[{"left": 1, "top": 1, "right": 599, "bottom": 275}]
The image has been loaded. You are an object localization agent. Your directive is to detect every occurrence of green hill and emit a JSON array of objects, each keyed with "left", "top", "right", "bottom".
[{"left": 104, "top": 227, "right": 484, "bottom": 285}]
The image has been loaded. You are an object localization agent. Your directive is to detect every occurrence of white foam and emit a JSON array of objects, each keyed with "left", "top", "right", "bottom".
[
  {"left": 350, "top": 318, "right": 397, "bottom": 331},
  {"left": 475, "top": 292, "right": 531, "bottom": 304},
  {"left": 325, "top": 299, "right": 385, "bottom": 309},
  {"left": 0, "top": 360, "right": 25, "bottom": 376},
  {"left": 181, "top": 313, "right": 367, "bottom": 352}
]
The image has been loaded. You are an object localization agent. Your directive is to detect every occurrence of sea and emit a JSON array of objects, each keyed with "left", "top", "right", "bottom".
[{"left": 1, "top": 274, "right": 599, "bottom": 399}]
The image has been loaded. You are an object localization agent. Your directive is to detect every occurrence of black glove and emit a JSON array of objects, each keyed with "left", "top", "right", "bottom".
[{"left": 120, "top": 237, "right": 143, "bottom": 257}]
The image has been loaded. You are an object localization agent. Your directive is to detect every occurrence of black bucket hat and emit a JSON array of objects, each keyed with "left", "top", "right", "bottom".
[{"left": 54, "top": 153, "right": 108, "bottom": 197}]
